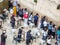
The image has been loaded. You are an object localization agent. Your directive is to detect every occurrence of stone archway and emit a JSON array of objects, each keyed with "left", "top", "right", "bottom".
[{"left": 0, "top": 0, "right": 8, "bottom": 13}]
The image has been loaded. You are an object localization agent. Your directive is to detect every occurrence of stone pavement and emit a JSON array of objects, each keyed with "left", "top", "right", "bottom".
[{"left": 0, "top": 14, "right": 56, "bottom": 45}]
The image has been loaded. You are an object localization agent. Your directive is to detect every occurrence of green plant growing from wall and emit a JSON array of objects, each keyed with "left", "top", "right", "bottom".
[
  {"left": 34, "top": 0, "right": 37, "bottom": 4},
  {"left": 57, "top": 4, "right": 60, "bottom": 9},
  {"left": 0, "top": 0, "right": 8, "bottom": 13}
]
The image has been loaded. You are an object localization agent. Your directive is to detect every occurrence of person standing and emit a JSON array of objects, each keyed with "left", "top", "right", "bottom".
[
  {"left": 48, "top": 21, "right": 53, "bottom": 36},
  {"left": 28, "top": 12, "right": 33, "bottom": 23},
  {"left": 23, "top": 8, "right": 28, "bottom": 14},
  {"left": 42, "top": 27, "right": 48, "bottom": 41},
  {"left": 8, "top": 0, "right": 13, "bottom": 9},
  {"left": 26, "top": 30, "right": 32, "bottom": 45},
  {"left": 10, "top": 15, "right": 15, "bottom": 28},
  {"left": 18, "top": 8, "right": 23, "bottom": 19},
  {"left": 17, "top": 4, "right": 21, "bottom": 17},
  {"left": 13, "top": 0, "right": 18, "bottom": 16},
  {"left": 41, "top": 16, "right": 46, "bottom": 29},
  {"left": 23, "top": 12, "right": 28, "bottom": 27},
  {"left": 34, "top": 13, "right": 39, "bottom": 27},
  {"left": 47, "top": 36, "right": 52, "bottom": 45},
  {"left": 52, "top": 24, "right": 56, "bottom": 39},
  {"left": 43, "top": 20, "right": 48, "bottom": 29},
  {"left": 56, "top": 26, "right": 60, "bottom": 45},
  {"left": 17, "top": 27, "right": 24, "bottom": 42},
  {"left": 1, "top": 30, "right": 7, "bottom": 45}
]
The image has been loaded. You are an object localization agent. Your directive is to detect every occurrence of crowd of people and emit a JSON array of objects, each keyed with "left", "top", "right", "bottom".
[{"left": 0, "top": 0, "right": 60, "bottom": 45}]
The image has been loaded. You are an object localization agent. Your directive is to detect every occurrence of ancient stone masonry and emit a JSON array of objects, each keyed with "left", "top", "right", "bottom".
[{"left": 19, "top": 0, "right": 60, "bottom": 26}]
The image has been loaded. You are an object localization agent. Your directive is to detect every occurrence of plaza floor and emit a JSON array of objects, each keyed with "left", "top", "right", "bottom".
[{"left": 0, "top": 14, "right": 56, "bottom": 45}]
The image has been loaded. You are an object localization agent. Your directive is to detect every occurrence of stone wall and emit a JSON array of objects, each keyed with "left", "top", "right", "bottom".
[{"left": 18, "top": 0, "right": 60, "bottom": 26}]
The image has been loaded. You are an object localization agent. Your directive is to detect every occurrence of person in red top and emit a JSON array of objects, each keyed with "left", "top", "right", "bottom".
[
  {"left": 23, "top": 12, "right": 28, "bottom": 27},
  {"left": 23, "top": 12, "right": 28, "bottom": 19}
]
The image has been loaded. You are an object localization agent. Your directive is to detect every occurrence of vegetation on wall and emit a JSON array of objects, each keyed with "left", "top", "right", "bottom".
[
  {"left": 0, "top": 0, "right": 8, "bottom": 13},
  {"left": 34, "top": 0, "right": 37, "bottom": 4},
  {"left": 57, "top": 4, "right": 60, "bottom": 9}
]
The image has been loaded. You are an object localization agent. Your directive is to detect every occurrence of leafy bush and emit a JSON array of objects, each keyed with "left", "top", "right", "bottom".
[
  {"left": 0, "top": 0, "right": 8, "bottom": 13},
  {"left": 57, "top": 4, "right": 60, "bottom": 9},
  {"left": 34, "top": 0, "right": 37, "bottom": 3}
]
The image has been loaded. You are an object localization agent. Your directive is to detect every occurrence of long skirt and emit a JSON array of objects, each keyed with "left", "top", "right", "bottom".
[
  {"left": 24, "top": 19, "right": 28, "bottom": 27},
  {"left": 11, "top": 23, "right": 15, "bottom": 28},
  {"left": 26, "top": 39, "right": 31, "bottom": 45},
  {"left": 13, "top": 6, "right": 17, "bottom": 16},
  {"left": 34, "top": 20, "right": 38, "bottom": 27}
]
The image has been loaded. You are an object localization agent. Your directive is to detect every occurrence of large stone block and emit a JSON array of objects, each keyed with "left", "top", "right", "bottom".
[{"left": 16, "top": 0, "right": 60, "bottom": 26}]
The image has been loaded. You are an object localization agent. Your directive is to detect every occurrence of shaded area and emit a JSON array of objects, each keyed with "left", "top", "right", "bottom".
[{"left": 0, "top": 0, "right": 8, "bottom": 14}]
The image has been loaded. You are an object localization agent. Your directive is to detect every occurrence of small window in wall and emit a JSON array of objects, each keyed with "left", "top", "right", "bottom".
[
  {"left": 34, "top": 0, "right": 37, "bottom": 3},
  {"left": 57, "top": 4, "right": 60, "bottom": 9}
]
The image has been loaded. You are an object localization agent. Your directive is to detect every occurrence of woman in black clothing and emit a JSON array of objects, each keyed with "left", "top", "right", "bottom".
[
  {"left": 26, "top": 30, "right": 32, "bottom": 45},
  {"left": 1, "top": 30, "right": 7, "bottom": 45},
  {"left": 17, "top": 27, "right": 24, "bottom": 42},
  {"left": 8, "top": 0, "right": 13, "bottom": 9},
  {"left": 10, "top": 15, "right": 15, "bottom": 28}
]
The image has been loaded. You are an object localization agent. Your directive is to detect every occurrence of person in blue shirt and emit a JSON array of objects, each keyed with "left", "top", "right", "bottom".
[
  {"left": 57, "top": 26, "right": 60, "bottom": 35},
  {"left": 48, "top": 21, "right": 53, "bottom": 36},
  {"left": 56, "top": 26, "right": 60, "bottom": 40},
  {"left": 41, "top": 16, "right": 46, "bottom": 29},
  {"left": 56, "top": 26, "right": 60, "bottom": 45},
  {"left": 34, "top": 13, "right": 39, "bottom": 27}
]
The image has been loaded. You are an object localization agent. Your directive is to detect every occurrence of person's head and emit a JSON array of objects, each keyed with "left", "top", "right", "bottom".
[
  {"left": 36, "top": 13, "right": 38, "bottom": 16},
  {"left": 43, "top": 16, "right": 46, "bottom": 19},
  {"left": 58, "top": 26, "right": 60, "bottom": 30},
  {"left": 21, "top": 27, "right": 24, "bottom": 29},
  {"left": 50, "top": 21, "right": 52, "bottom": 25},
  {"left": 2, "top": 11, "right": 5, "bottom": 13},
  {"left": 12, "top": 15, "right": 15, "bottom": 18},
  {"left": 17, "top": 4, "right": 20, "bottom": 7},
  {"left": 30, "top": 12, "right": 33, "bottom": 15},
  {"left": 28, "top": 30, "right": 31, "bottom": 33},
  {"left": 19, "top": 27, "right": 24, "bottom": 31},
  {"left": 25, "top": 8, "right": 27, "bottom": 11},
  {"left": 42, "top": 16, "right": 46, "bottom": 20},
  {"left": 2, "top": 30, "right": 6, "bottom": 34},
  {"left": 22, "top": 8, "right": 23, "bottom": 10},
  {"left": 53, "top": 24, "right": 55, "bottom": 28},
  {"left": 2, "top": 33, "right": 5, "bottom": 36},
  {"left": 44, "top": 27, "right": 48, "bottom": 31}
]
